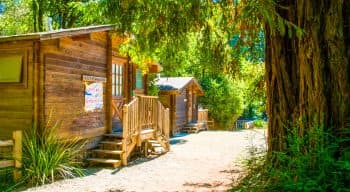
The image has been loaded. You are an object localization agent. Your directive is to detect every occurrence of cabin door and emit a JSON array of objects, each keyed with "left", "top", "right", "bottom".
[
  {"left": 111, "top": 61, "right": 125, "bottom": 132},
  {"left": 192, "top": 95, "right": 198, "bottom": 122}
]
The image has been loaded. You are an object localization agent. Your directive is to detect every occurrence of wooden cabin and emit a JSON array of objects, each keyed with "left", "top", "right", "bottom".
[
  {"left": 0, "top": 25, "right": 170, "bottom": 168},
  {"left": 156, "top": 77, "right": 207, "bottom": 134}
]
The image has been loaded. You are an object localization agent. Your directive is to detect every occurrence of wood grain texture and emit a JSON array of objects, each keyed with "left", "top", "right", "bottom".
[
  {"left": 43, "top": 32, "right": 108, "bottom": 139},
  {"left": 0, "top": 42, "right": 34, "bottom": 140}
]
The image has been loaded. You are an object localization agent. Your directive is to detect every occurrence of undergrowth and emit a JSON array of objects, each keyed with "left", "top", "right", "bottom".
[
  {"left": 233, "top": 126, "right": 350, "bottom": 192},
  {"left": 22, "top": 120, "right": 85, "bottom": 187}
]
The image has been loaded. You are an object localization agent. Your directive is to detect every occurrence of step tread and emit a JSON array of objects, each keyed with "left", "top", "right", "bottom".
[
  {"left": 104, "top": 133, "right": 123, "bottom": 138},
  {"left": 92, "top": 149, "right": 123, "bottom": 155},
  {"left": 100, "top": 141, "right": 122, "bottom": 145},
  {"left": 87, "top": 158, "right": 121, "bottom": 164},
  {"left": 150, "top": 143, "right": 162, "bottom": 147},
  {"left": 141, "top": 129, "right": 155, "bottom": 134}
]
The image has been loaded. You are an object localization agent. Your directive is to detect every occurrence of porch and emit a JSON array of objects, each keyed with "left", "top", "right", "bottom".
[{"left": 87, "top": 95, "right": 170, "bottom": 168}]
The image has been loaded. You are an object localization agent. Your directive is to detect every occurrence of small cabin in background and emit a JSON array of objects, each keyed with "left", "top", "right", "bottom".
[
  {"left": 0, "top": 25, "right": 170, "bottom": 168},
  {"left": 156, "top": 77, "right": 208, "bottom": 134}
]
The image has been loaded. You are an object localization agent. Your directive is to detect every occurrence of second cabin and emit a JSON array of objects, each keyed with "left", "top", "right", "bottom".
[
  {"left": 0, "top": 25, "right": 170, "bottom": 168},
  {"left": 156, "top": 77, "right": 208, "bottom": 135}
]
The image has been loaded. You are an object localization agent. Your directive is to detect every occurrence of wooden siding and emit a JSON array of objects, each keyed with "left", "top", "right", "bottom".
[
  {"left": 176, "top": 92, "right": 186, "bottom": 132},
  {"left": 42, "top": 32, "right": 108, "bottom": 138},
  {"left": 0, "top": 41, "right": 34, "bottom": 139}
]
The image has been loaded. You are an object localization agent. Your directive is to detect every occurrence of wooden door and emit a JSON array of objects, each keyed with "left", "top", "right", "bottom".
[
  {"left": 111, "top": 60, "right": 125, "bottom": 132},
  {"left": 192, "top": 94, "right": 198, "bottom": 122}
]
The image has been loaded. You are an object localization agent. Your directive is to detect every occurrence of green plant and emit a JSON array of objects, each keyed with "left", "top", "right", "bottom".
[
  {"left": 22, "top": 120, "right": 85, "bottom": 186},
  {"left": 0, "top": 167, "right": 16, "bottom": 192},
  {"left": 233, "top": 126, "right": 350, "bottom": 192},
  {"left": 253, "top": 120, "right": 266, "bottom": 128}
]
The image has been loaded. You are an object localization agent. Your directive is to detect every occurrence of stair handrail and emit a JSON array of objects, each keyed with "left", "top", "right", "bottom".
[{"left": 122, "top": 97, "right": 139, "bottom": 165}]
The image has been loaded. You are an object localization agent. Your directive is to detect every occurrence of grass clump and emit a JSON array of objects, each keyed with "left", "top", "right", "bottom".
[
  {"left": 233, "top": 126, "right": 350, "bottom": 192},
  {"left": 253, "top": 120, "right": 266, "bottom": 129},
  {"left": 22, "top": 120, "right": 85, "bottom": 187}
]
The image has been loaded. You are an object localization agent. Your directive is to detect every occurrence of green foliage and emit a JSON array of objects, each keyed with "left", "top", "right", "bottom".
[
  {"left": 0, "top": 167, "right": 16, "bottom": 191},
  {"left": 0, "top": 0, "right": 33, "bottom": 35},
  {"left": 22, "top": 120, "right": 85, "bottom": 186},
  {"left": 253, "top": 119, "right": 266, "bottom": 128},
  {"left": 199, "top": 75, "right": 244, "bottom": 129},
  {"left": 238, "top": 58, "right": 266, "bottom": 119},
  {"left": 148, "top": 74, "right": 160, "bottom": 96},
  {"left": 233, "top": 126, "right": 350, "bottom": 192}
]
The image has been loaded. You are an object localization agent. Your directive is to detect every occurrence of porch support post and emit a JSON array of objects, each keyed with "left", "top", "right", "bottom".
[{"left": 106, "top": 33, "right": 112, "bottom": 133}]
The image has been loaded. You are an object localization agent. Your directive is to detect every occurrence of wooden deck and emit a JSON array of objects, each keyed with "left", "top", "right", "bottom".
[
  {"left": 182, "top": 109, "right": 209, "bottom": 133},
  {"left": 87, "top": 95, "right": 170, "bottom": 168}
]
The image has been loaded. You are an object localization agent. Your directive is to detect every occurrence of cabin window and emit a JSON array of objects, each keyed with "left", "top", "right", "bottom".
[
  {"left": 135, "top": 69, "right": 143, "bottom": 89},
  {"left": 0, "top": 55, "right": 23, "bottom": 83},
  {"left": 112, "top": 63, "right": 123, "bottom": 96}
]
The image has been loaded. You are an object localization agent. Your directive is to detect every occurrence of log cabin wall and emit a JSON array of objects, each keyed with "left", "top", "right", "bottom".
[
  {"left": 42, "top": 31, "right": 109, "bottom": 140},
  {"left": 176, "top": 90, "right": 187, "bottom": 133},
  {"left": 187, "top": 88, "right": 193, "bottom": 123},
  {"left": 0, "top": 41, "right": 34, "bottom": 139}
]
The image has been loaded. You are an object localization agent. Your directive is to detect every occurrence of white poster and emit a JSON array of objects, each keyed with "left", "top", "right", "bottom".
[{"left": 85, "top": 82, "right": 103, "bottom": 111}]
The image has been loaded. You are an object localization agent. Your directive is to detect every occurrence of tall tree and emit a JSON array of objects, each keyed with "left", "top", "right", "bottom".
[{"left": 262, "top": 0, "right": 350, "bottom": 152}]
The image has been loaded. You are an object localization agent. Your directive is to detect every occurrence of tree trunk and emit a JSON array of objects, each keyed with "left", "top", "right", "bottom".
[{"left": 265, "top": 0, "right": 350, "bottom": 152}]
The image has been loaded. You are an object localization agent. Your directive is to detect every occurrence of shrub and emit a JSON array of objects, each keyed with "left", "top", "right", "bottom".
[
  {"left": 22, "top": 120, "right": 85, "bottom": 186},
  {"left": 232, "top": 126, "right": 350, "bottom": 192},
  {"left": 253, "top": 119, "right": 266, "bottom": 128}
]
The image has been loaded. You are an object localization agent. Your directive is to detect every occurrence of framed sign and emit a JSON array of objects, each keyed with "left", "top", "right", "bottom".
[{"left": 84, "top": 82, "right": 104, "bottom": 112}]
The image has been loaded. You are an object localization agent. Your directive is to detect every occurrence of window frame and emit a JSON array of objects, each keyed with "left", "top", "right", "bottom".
[
  {"left": 135, "top": 69, "right": 143, "bottom": 90},
  {"left": 0, "top": 50, "right": 27, "bottom": 88},
  {"left": 112, "top": 63, "right": 123, "bottom": 97}
]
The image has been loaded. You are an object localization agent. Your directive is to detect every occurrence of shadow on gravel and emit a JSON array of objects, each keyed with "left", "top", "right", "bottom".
[
  {"left": 170, "top": 138, "right": 188, "bottom": 145},
  {"left": 172, "top": 132, "right": 189, "bottom": 138}
]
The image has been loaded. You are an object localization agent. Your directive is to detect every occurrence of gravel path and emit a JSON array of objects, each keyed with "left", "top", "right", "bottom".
[{"left": 25, "top": 130, "right": 267, "bottom": 192}]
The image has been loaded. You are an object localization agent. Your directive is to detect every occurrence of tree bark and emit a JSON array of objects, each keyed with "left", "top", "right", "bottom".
[{"left": 265, "top": 0, "right": 350, "bottom": 152}]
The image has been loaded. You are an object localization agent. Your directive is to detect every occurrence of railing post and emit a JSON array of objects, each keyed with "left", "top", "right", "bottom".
[
  {"left": 13, "top": 130, "right": 22, "bottom": 181},
  {"left": 122, "top": 105, "right": 128, "bottom": 166}
]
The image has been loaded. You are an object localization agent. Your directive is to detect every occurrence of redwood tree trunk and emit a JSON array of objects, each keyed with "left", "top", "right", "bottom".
[{"left": 265, "top": 0, "right": 350, "bottom": 152}]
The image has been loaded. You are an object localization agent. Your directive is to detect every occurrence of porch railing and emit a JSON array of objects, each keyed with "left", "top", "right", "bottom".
[
  {"left": 121, "top": 95, "right": 170, "bottom": 163},
  {"left": 0, "top": 130, "right": 22, "bottom": 180},
  {"left": 122, "top": 97, "right": 139, "bottom": 165},
  {"left": 198, "top": 109, "right": 208, "bottom": 124}
]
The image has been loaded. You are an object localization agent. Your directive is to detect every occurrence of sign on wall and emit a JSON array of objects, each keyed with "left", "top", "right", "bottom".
[{"left": 84, "top": 82, "right": 104, "bottom": 112}]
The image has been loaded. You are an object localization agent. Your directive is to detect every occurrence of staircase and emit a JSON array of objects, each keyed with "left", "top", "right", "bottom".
[
  {"left": 182, "top": 123, "right": 201, "bottom": 133},
  {"left": 146, "top": 140, "right": 167, "bottom": 155},
  {"left": 86, "top": 96, "right": 170, "bottom": 168},
  {"left": 87, "top": 133, "right": 124, "bottom": 168}
]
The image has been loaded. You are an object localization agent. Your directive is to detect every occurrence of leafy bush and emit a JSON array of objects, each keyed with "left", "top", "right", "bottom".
[
  {"left": 232, "top": 126, "right": 350, "bottom": 192},
  {"left": 199, "top": 75, "right": 244, "bottom": 129},
  {"left": 22, "top": 120, "right": 85, "bottom": 186},
  {"left": 253, "top": 120, "right": 266, "bottom": 128},
  {"left": 0, "top": 167, "right": 16, "bottom": 191}
]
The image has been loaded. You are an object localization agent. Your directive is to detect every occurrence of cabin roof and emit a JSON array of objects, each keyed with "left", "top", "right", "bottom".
[
  {"left": 0, "top": 25, "right": 113, "bottom": 43},
  {"left": 156, "top": 77, "right": 204, "bottom": 96}
]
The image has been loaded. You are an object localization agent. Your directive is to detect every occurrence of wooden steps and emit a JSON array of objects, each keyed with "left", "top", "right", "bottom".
[
  {"left": 99, "top": 141, "right": 122, "bottom": 146},
  {"left": 92, "top": 149, "right": 123, "bottom": 155},
  {"left": 147, "top": 139, "right": 167, "bottom": 155},
  {"left": 87, "top": 128, "right": 169, "bottom": 168},
  {"left": 87, "top": 158, "right": 121, "bottom": 168},
  {"left": 87, "top": 133, "right": 124, "bottom": 168},
  {"left": 182, "top": 124, "right": 200, "bottom": 133},
  {"left": 104, "top": 133, "right": 123, "bottom": 138}
]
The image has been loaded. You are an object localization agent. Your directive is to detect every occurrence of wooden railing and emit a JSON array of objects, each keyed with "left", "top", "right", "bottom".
[
  {"left": 0, "top": 130, "right": 22, "bottom": 180},
  {"left": 121, "top": 96, "right": 170, "bottom": 164},
  {"left": 139, "top": 96, "right": 159, "bottom": 130},
  {"left": 122, "top": 98, "right": 139, "bottom": 165},
  {"left": 198, "top": 109, "right": 208, "bottom": 123},
  {"left": 139, "top": 95, "right": 170, "bottom": 150}
]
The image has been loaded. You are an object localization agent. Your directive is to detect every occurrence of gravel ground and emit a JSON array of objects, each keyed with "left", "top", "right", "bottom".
[{"left": 24, "top": 129, "right": 267, "bottom": 192}]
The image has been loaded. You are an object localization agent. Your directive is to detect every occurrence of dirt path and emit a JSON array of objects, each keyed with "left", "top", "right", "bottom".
[{"left": 25, "top": 130, "right": 266, "bottom": 192}]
